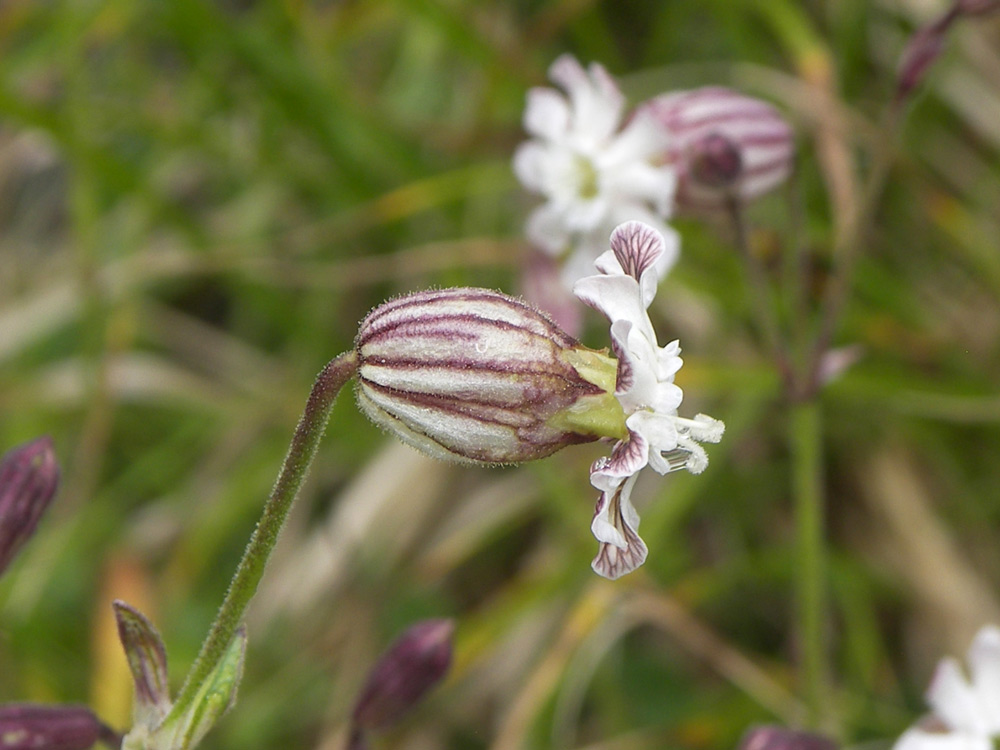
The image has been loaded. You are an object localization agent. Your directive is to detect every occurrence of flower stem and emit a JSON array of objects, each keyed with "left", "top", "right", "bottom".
[
  {"left": 168, "top": 350, "right": 358, "bottom": 721},
  {"left": 789, "top": 399, "right": 828, "bottom": 729}
]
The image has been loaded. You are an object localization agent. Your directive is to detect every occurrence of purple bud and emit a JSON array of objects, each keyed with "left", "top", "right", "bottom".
[
  {"left": 688, "top": 132, "right": 744, "bottom": 190},
  {"left": 0, "top": 436, "right": 59, "bottom": 576},
  {"left": 354, "top": 288, "right": 617, "bottom": 464},
  {"left": 351, "top": 619, "right": 454, "bottom": 731},
  {"left": 0, "top": 704, "right": 103, "bottom": 750},
  {"left": 896, "top": 14, "right": 955, "bottom": 102},
  {"left": 636, "top": 87, "right": 795, "bottom": 212},
  {"left": 956, "top": 0, "right": 999, "bottom": 16},
  {"left": 738, "top": 725, "right": 838, "bottom": 750},
  {"left": 112, "top": 600, "right": 172, "bottom": 728}
]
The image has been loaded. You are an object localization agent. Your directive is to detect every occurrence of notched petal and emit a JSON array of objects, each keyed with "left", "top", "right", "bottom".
[
  {"left": 609, "top": 221, "right": 665, "bottom": 282},
  {"left": 590, "top": 476, "right": 647, "bottom": 580}
]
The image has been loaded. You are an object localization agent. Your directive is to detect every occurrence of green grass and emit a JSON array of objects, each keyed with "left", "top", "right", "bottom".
[{"left": 2, "top": 1, "right": 1000, "bottom": 748}]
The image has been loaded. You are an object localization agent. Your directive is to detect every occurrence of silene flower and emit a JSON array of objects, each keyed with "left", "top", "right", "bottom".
[
  {"left": 636, "top": 86, "right": 795, "bottom": 213},
  {"left": 574, "top": 221, "right": 724, "bottom": 579},
  {"left": 353, "top": 221, "right": 722, "bottom": 579},
  {"left": 894, "top": 625, "right": 1000, "bottom": 750},
  {"left": 513, "top": 54, "right": 679, "bottom": 287}
]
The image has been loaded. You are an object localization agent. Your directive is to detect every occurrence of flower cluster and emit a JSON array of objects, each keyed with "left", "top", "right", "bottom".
[
  {"left": 354, "top": 221, "right": 723, "bottom": 579},
  {"left": 513, "top": 55, "right": 680, "bottom": 288},
  {"left": 514, "top": 55, "right": 795, "bottom": 292},
  {"left": 894, "top": 625, "right": 1000, "bottom": 750},
  {"left": 574, "top": 221, "right": 724, "bottom": 578}
]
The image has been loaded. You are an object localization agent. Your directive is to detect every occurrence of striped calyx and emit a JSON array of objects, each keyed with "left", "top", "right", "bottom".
[
  {"left": 355, "top": 288, "right": 624, "bottom": 465},
  {"left": 637, "top": 87, "right": 795, "bottom": 212}
]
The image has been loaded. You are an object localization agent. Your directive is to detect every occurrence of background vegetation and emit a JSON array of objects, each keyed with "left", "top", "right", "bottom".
[{"left": 2, "top": 1, "right": 999, "bottom": 748}]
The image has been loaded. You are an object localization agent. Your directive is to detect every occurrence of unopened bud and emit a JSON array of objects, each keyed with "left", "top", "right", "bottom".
[
  {"left": 354, "top": 288, "right": 623, "bottom": 464},
  {"left": 351, "top": 619, "right": 454, "bottom": 731},
  {"left": 0, "top": 436, "right": 59, "bottom": 576},
  {"left": 955, "top": 0, "right": 1000, "bottom": 16},
  {"left": 896, "top": 15, "right": 954, "bottom": 102},
  {"left": 636, "top": 87, "right": 795, "bottom": 212},
  {"left": 0, "top": 704, "right": 104, "bottom": 750},
  {"left": 688, "top": 132, "right": 743, "bottom": 189},
  {"left": 739, "top": 725, "right": 838, "bottom": 750}
]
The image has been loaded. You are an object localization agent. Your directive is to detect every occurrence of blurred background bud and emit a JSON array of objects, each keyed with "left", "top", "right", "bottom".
[
  {"left": 112, "top": 600, "right": 172, "bottom": 729},
  {"left": 0, "top": 703, "right": 110, "bottom": 750},
  {"left": 351, "top": 619, "right": 454, "bottom": 733},
  {"left": 0, "top": 436, "right": 59, "bottom": 576},
  {"left": 738, "top": 725, "right": 838, "bottom": 750},
  {"left": 636, "top": 87, "right": 795, "bottom": 212},
  {"left": 895, "top": 13, "right": 955, "bottom": 103},
  {"left": 955, "top": 0, "right": 1000, "bottom": 16},
  {"left": 688, "top": 132, "right": 744, "bottom": 189}
]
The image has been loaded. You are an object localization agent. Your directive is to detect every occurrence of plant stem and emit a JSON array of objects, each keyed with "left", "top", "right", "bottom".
[
  {"left": 168, "top": 350, "right": 358, "bottom": 720},
  {"left": 789, "top": 399, "right": 827, "bottom": 729},
  {"left": 726, "top": 197, "right": 796, "bottom": 392}
]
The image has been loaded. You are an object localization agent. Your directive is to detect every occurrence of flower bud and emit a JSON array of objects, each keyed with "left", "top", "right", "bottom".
[
  {"left": 0, "top": 436, "right": 59, "bottom": 576},
  {"left": 354, "top": 287, "right": 623, "bottom": 464},
  {"left": 636, "top": 87, "right": 795, "bottom": 212},
  {"left": 739, "top": 726, "right": 838, "bottom": 750},
  {"left": 351, "top": 619, "right": 454, "bottom": 731},
  {"left": 0, "top": 703, "right": 105, "bottom": 750}
]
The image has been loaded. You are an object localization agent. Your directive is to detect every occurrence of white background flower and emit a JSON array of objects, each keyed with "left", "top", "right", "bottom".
[
  {"left": 573, "top": 221, "right": 723, "bottom": 579},
  {"left": 513, "top": 55, "right": 679, "bottom": 288},
  {"left": 894, "top": 626, "right": 1000, "bottom": 750}
]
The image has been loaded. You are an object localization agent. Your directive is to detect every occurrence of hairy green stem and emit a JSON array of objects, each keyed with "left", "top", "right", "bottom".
[
  {"left": 790, "top": 400, "right": 827, "bottom": 728},
  {"left": 168, "top": 350, "right": 358, "bottom": 720}
]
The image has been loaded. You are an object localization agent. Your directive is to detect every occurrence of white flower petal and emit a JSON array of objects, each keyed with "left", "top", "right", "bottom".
[
  {"left": 573, "top": 271, "right": 648, "bottom": 331},
  {"left": 927, "top": 658, "right": 990, "bottom": 735},
  {"left": 967, "top": 625, "right": 1000, "bottom": 733},
  {"left": 526, "top": 203, "right": 571, "bottom": 254},
  {"left": 893, "top": 727, "right": 992, "bottom": 750},
  {"left": 512, "top": 141, "right": 550, "bottom": 193},
  {"left": 523, "top": 87, "right": 570, "bottom": 141}
]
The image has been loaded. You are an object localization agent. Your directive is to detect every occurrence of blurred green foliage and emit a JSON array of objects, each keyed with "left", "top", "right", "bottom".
[{"left": 1, "top": 1, "right": 1000, "bottom": 748}]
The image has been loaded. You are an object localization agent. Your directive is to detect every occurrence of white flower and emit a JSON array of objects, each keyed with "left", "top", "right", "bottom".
[
  {"left": 513, "top": 55, "right": 679, "bottom": 289},
  {"left": 894, "top": 626, "right": 1000, "bottom": 750},
  {"left": 573, "top": 221, "right": 724, "bottom": 579}
]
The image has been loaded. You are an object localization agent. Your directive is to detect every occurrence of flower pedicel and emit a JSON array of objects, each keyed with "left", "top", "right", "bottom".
[{"left": 354, "top": 220, "right": 723, "bottom": 578}]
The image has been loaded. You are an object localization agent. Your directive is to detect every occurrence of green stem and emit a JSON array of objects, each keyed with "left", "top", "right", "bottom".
[
  {"left": 790, "top": 399, "right": 827, "bottom": 729},
  {"left": 168, "top": 350, "right": 358, "bottom": 720}
]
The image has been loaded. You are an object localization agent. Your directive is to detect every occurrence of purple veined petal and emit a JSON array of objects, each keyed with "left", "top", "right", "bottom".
[
  {"left": 609, "top": 221, "right": 666, "bottom": 283},
  {"left": 603, "top": 209, "right": 680, "bottom": 284},
  {"left": 523, "top": 87, "right": 571, "bottom": 142},
  {"left": 626, "top": 411, "right": 679, "bottom": 464},
  {"left": 608, "top": 319, "right": 636, "bottom": 394},
  {"left": 590, "top": 474, "right": 647, "bottom": 580},
  {"left": 967, "top": 625, "right": 1000, "bottom": 733},
  {"left": 926, "top": 657, "right": 987, "bottom": 734},
  {"left": 592, "top": 428, "right": 649, "bottom": 484}
]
